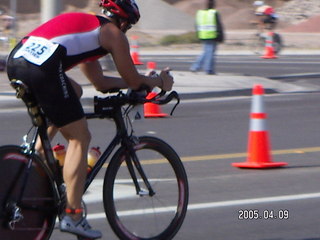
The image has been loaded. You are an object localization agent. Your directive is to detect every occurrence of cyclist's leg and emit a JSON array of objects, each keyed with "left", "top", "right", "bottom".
[
  {"left": 45, "top": 73, "right": 89, "bottom": 216},
  {"left": 35, "top": 70, "right": 102, "bottom": 238},
  {"left": 59, "top": 118, "right": 102, "bottom": 239},
  {"left": 59, "top": 117, "right": 90, "bottom": 214},
  {"left": 35, "top": 77, "right": 83, "bottom": 157},
  {"left": 7, "top": 42, "right": 101, "bottom": 238},
  {"left": 35, "top": 125, "right": 58, "bottom": 159}
]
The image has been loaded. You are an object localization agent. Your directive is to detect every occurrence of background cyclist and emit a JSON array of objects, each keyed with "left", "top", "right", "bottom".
[{"left": 253, "top": 0, "right": 278, "bottom": 31}]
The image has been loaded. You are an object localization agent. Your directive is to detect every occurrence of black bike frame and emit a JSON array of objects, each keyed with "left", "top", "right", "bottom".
[
  {"left": 84, "top": 105, "right": 153, "bottom": 195},
  {"left": 17, "top": 101, "right": 152, "bottom": 209},
  {"left": 84, "top": 110, "right": 125, "bottom": 192},
  {"left": 10, "top": 79, "right": 167, "bottom": 213}
]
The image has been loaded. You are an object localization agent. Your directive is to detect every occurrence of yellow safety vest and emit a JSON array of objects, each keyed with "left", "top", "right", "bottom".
[{"left": 196, "top": 9, "right": 218, "bottom": 40}]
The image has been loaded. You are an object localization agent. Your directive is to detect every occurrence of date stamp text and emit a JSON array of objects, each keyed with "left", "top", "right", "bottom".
[{"left": 238, "top": 209, "right": 289, "bottom": 220}]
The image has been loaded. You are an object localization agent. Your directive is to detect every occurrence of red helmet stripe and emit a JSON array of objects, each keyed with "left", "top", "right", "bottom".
[{"left": 100, "top": 0, "right": 129, "bottom": 19}]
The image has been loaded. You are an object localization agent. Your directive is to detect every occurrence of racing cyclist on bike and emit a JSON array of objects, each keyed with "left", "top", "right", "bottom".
[
  {"left": 6, "top": 0, "right": 173, "bottom": 239},
  {"left": 253, "top": 0, "right": 278, "bottom": 31}
]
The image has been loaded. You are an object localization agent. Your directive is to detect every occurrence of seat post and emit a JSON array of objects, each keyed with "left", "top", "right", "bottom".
[{"left": 10, "top": 79, "right": 45, "bottom": 127}]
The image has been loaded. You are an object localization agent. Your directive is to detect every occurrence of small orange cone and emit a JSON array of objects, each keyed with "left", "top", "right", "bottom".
[
  {"left": 144, "top": 92, "right": 168, "bottom": 118},
  {"left": 232, "top": 84, "right": 287, "bottom": 169},
  {"left": 261, "top": 32, "right": 277, "bottom": 59},
  {"left": 130, "top": 35, "right": 143, "bottom": 65},
  {"left": 147, "top": 61, "right": 157, "bottom": 71}
]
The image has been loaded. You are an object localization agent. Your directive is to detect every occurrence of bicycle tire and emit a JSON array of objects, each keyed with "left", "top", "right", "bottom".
[
  {"left": 272, "top": 33, "right": 282, "bottom": 54},
  {"left": 0, "top": 145, "right": 58, "bottom": 240},
  {"left": 103, "top": 136, "right": 189, "bottom": 240},
  {"left": 252, "top": 35, "right": 265, "bottom": 55}
]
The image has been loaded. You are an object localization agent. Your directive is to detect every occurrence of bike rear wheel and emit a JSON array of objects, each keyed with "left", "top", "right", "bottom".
[
  {"left": 0, "top": 145, "right": 58, "bottom": 240},
  {"left": 252, "top": 32, "right": 282, "bottom": 55},
  {"left": 103, "top": 136, "right": 189, "bottom": 240},
  {"left": 272, "top": 32, "right": 282, "bottom": 54}
]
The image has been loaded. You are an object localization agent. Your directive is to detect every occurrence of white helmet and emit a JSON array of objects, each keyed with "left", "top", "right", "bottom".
[{"left": 253, "top": 1, "right": 264, "bottom": 6}]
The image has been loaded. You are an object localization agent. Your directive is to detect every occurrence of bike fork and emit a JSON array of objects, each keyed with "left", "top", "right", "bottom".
[{"left": 125, "top": 149, "right": 155, "bottom": 197}]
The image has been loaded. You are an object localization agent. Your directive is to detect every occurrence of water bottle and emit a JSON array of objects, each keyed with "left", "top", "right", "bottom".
[
  {"left": 53, "top": 143, "right": 66, "bottom": 167},
  {"left": 87, "top": 146, "right": 101, "bottom": 172}
]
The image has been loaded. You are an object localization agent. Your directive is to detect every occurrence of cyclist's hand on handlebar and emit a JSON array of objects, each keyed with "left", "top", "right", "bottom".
[
  {"left": 145, "top": 69, "right": 157, "bottom": 77},
  {"left": 160, "top": 67, "right": 174, "bottom": 92}
]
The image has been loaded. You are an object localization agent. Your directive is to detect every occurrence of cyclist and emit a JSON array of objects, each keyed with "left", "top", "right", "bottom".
[
  {"left": 6, "top": 0, "right": 173, "bottom": 239},
  {"left": 253, "top": 1, "right": 278, "bottom": 31}
]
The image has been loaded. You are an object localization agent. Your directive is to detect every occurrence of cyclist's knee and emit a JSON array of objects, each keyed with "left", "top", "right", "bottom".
[
  {"left": 60, "top": 118, "right": 91, "bottom": 143},
  {"left": 77, "top": 128, "right": 91, "bottom": 145}
]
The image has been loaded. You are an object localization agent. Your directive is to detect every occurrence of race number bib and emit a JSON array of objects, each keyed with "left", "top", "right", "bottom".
[{"left": 14, "top": 36, "right": 59, "bottom": 65}]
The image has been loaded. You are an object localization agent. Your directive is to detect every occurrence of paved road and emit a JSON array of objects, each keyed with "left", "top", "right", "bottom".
[
  {"left": 137, "top": 54, "right": 320, "bottom": 78},
  {"left": 1, "top": 53, "right": 320, "bottom": 239},
  {"left": 2, "top": 92, "right": 320, "bottom": 239}
]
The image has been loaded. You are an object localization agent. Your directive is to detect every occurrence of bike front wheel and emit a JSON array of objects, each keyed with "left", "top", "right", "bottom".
[
  {"left": 0, "top": 145, "right": 58, "bottom": 240},
  {"left": 103, "top": 136, "right": 189, "bottom": 240}
]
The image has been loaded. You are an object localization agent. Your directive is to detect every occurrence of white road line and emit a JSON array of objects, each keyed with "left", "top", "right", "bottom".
[
  {"left": 86, "top": 192, "right": 320, "bottom": 220},
  {"left": 187, "top": 192, "right": 320, "bottom": 210}
]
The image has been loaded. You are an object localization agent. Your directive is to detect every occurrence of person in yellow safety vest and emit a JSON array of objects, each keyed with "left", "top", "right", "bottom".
[{"left": 190, "top": 0, "right": 224, "bottom": 75}]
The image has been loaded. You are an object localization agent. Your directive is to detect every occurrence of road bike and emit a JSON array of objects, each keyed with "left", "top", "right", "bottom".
[
  {"left": 0, "top": 79, "right": 189, "bottom": 240},
  {"left": 250, "top": 21, "right": 283, "bottom": 55},
  {"left": 252, "top": 31, "right": 283, "bottom": 55}
]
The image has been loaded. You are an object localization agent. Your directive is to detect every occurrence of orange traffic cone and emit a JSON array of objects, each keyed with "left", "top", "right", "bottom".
[
  {"left": 144, "top": 92, "right": 168, "bottom": 118},
  {"left": 232, "top": 84, "right": 287, "bottom": 169},
  {"left": 261, "top": 32, "right": 277, "bottom": 59},
  {"left": 130, "top": 35, "right": 143, "bottom": 65},
  {"left": 147, "top": 61, "right": 157, "bottom": 71},
  {"left": 144, "top": 61, "right": 168, "bottom": 117}
]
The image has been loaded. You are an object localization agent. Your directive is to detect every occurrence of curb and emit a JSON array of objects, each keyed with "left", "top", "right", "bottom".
[
  {"left": 175, "top": 88, "right": 278, "bottom": 100},
  {"left": 1, "top": 69, "right": 320, "bottom": 110},
  {"left": 1, "top": 86, "right": 320, "bottom": 110},
  {"left": 0, "top": 88, "right": 287, "bottom": 110},
  {"left": 269, "top": 73, "right": 320, "bottom": 80}
]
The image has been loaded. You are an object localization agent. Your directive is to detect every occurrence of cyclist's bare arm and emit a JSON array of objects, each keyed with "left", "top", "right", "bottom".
[
  {"left": 79, "top": 61, "right": 129, "bottom": 91},
  {"left": 89, "top": 22, "right": 173, "bottom": 92}
]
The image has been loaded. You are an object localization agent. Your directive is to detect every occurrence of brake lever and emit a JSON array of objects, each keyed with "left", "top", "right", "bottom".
[
  {"left": 150, "top": 90, "right": 166, "bottom": 100},
  {"left": 157, "top": 90, "right": 166, "bottom": 98},
  {"left": 168, "top": 91, "right": 180, "bottom": 116},
  {"left": 154, "top": 91, "right": 180, "bottom": 116}
]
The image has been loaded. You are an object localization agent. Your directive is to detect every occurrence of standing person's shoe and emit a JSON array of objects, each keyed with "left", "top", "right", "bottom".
[
  {"left": 60, "top": 215, "right": 102, "bottom": 239},
  {"left": 206, "top": 71, "right": 216, "bottom": 75}
]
